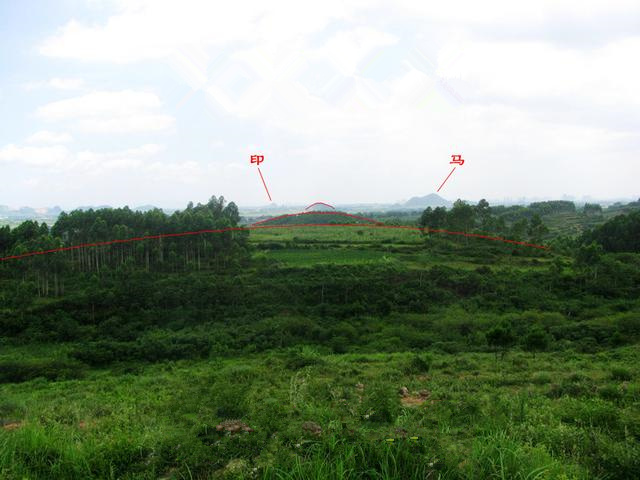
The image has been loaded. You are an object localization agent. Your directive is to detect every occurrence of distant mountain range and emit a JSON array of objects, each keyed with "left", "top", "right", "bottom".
[
  {"left": 0, "top": 204, "right": 171, "bottom": 221},
  {"left": 3, "top": 193, "right": 637, "bottom": 224},
  {"left": 0, "top": 205, "right": 62, "bottom": 220}
]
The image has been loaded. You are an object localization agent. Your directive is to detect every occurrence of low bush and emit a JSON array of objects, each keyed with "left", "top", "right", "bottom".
[
  {"left": 404, "top": 353, "right": 432, "bottom": 374},
  {"left": 610, "top": 367, "right": 633, "bottom": 381},
  {"left": 0, "top": 360, "right": 84, "bottom": 384},
  {"left": 70, "top": 334, "right": 211, "bottom": 366}
]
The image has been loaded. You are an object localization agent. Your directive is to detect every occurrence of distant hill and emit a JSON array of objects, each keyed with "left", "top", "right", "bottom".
[
  {"left": 0, "top": 205, "right": 61, "bottom": 223},
  {"left": 255, "top": 211, "right": 374, "bottom": 226},
  {"left": 134, "top": 205, "right": 162, "bottom": 212},
  {"left": 76, "top": 205, "right": 113, "bottom": 211},
  {"left": 403, "top": 193, "right": 451, "bottom": 209}
]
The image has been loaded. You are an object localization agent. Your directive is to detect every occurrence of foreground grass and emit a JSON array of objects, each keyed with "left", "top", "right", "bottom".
[{"left": 1, "top": 347, "right": 639, "bottom": 479}]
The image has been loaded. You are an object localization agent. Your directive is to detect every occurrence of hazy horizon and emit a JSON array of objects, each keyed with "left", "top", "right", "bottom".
[{"left": 1, "top": 193, "right": 638, "bottom": 214}]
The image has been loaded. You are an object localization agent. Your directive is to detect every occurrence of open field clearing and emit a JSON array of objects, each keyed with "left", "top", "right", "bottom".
[{"left": 2, "top": 347, "right": 639, "bottom": 479}]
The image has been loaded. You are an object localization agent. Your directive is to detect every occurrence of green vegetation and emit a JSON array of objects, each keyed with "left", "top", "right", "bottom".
[{"left": 1, "top": 196, "right": 639, "bottom": 478}]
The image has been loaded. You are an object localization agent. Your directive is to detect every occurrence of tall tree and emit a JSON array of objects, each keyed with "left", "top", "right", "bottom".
[
  {"left": 527, "top": 214, "right": 548, "bottom": 243},
  {"left": 447, "top": 200, "right": 475, "bottom": 232}
]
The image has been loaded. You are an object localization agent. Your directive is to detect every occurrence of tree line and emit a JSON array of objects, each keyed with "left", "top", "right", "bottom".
[
  {"left": 0, "top": 196, "right": 249, "bottom": 297},
  {"left": 419, "top": 199, "right": 549, "bottom": 243}
]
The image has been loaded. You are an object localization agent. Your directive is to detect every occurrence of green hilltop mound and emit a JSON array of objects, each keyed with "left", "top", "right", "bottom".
[{"left": 255, "top": 211, "right": 376, "bottom": 226}]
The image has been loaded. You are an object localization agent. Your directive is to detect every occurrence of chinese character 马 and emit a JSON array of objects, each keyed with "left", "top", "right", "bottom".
[{"left": 450, "top": 154, "right": 464, "bottom": 166}]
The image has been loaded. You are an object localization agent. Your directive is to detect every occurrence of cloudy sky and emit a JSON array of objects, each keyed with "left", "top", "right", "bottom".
[{"left": 1, "top": 0, "right": 639, "bottom": 209}]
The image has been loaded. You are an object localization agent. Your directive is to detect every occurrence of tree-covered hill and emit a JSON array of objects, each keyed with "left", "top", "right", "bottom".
[{"left": 252, "top": 211, "right": 377, "bottom": 226}]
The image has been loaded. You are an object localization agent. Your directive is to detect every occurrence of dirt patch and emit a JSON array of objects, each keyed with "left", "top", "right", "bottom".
[
  {"left": 399, "top": 387, "right": 432, "bottom": 407},
  {"left": 216, "top": 420, "right": 254, "bottom": 434},
  {"left": 2, "top": 421, "right": 23, "bottom": 431},
  {"left": 302, "top": 421, "right": 322, "bottom": 436},
  {"left": 401, "top": 396, "right": 427, "bottom": 407}
]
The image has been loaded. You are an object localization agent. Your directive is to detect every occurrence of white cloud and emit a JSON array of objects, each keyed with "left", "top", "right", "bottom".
[
  {"left": 0, "top": 142, "right": 164, "bottom": 173},
  {"left": 23, "top": 77, "right": 85, "bottom": 90},
  {"left": 320, "top": 27, "right": 398, "bottom": 76},
  {"left": 444, "top": 38, "right": 640, "bottom": 108},
  {"left": 35, "top": 90, "right": 175, "bottom": 133},
  {"left": 77, "top": 114, "right": 175, "bottom": 134},
  {"left": 39, "top": 0, "right": 366, "bottom": 63},
  {"left": 0, "top": 144, "right": 71, "bottom": 168},
  {"left": 27, "top": 130, "right": 74, "bottom": 144},
  {"left": 48, "top": 77, "right": 85, "bottom": 89},
  {"left": 76, "top": 144, "right": 165, "bottom": 171}
]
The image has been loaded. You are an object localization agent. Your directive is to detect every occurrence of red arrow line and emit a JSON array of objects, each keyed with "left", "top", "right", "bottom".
[
  {"left": 257, "top": 167, "right": 272, "bottom": 201},
  {"left": 436, "top": 167, "right": 456, "bottom": 193}
]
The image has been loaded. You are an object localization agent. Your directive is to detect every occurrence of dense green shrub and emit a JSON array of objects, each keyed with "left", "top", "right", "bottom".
[
  {"left": 404, "top": 353, "right": 432, "bottom": 374},
  {"left": 599, "top": 384, "right": 624, "bottom": 401},
  {"left": 70, "top": 334, "right": 211, "bottom": 366},
  {"left": 361, "top": 383, "right": 400, "bottom": 423},
  {"left": 610, "top": 367, "right": 633, "bottom": 381},
  {"left": 0, "top": 360, "right": 84, "bottom": 383},
  {"left": 284, "top": 347, "right": 325, "bottom": 370}
]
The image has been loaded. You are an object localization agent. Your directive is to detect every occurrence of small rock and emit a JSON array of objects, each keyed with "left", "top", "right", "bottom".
[
  {"left": 224, "top": 458, "right": 249, "bottom": 475},
  {"left": 394, "top": 427, "right": 408, "bottom": 438},
  {"left": 216, "top": 420, "right": 254, "bottom": 434},
  {"left": 398, "top": 386, "right": 410, "bottom": 397},
  {"left": 302, "top": 421, "right": 322, "bottom": 436},
  {"left": 419, "top": 389, "right": 431, "bottom": 398}
]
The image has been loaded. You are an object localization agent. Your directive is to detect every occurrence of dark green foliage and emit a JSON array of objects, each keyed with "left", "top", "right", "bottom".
[
  {"left": 329, "top": 336, "right": 349, "bottom": 354},
  {"left": 213, "top": 387, "right": 249, "bottom": 419},
  {"left": 523, "top": 327, "right": 550, "bottom": 355},
  {"left": 284, "top": 348, "right": 325, "bottom": 370},
  {"left": 547, "top": 376, "right": 596, "bottom": 399},
  {"left": 70, "top": 334, "right": 211, "bottom": 366},
  {"left": 362, "top": 383, "right": 400, "bottom": 423},
  {"left": 486, "top": 321, "right": 516, "bottom": 357},
  {"left": 404, "top": 353, "right": 432, "bottom": 374},
  {"left": 599, "top": 384, "right": 624, "bottom": 401},
  {"left": 610, "top": 367, "right": 633, "bottom": 381},
  {"left": 584, "top": 211, "right": 640, "bottom": 253},
  {"left": 527, "top": 200, "right": 576, "bottom": 215},
  {"left": 0, "top": 360, "right": 85, "bottom": 383},
  {"left": 583, "top": 203, "right": 603, "bottom": 216},
  {"left": 419, "top": 206, "right": 447, "bottom": 228}
]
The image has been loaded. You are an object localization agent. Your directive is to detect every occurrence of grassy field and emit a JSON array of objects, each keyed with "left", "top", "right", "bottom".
[
  {"left": 249, "top": 225, "right": 556, "bottom": 271},
  {"left": 1, "top": 346, "right": 638, "bottom": 479},
  {"left": 249, "top": 225, "right": 423, "bottom": 245}
]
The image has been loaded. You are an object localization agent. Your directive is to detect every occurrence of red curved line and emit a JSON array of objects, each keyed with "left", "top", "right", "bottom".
[
  {"left": 0, "top": 223, "right": 550, "bottom": 262},
  {"left": 251, "top": 210, "right": 381, "bottom": 226},
  {"left": 305, "top": 201, "right": 335, "bottom": 211}
]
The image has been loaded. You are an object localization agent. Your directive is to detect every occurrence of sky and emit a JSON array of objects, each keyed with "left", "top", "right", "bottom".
[{"left": 1, "top": 0, "right": 639, "bottom": 209}]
